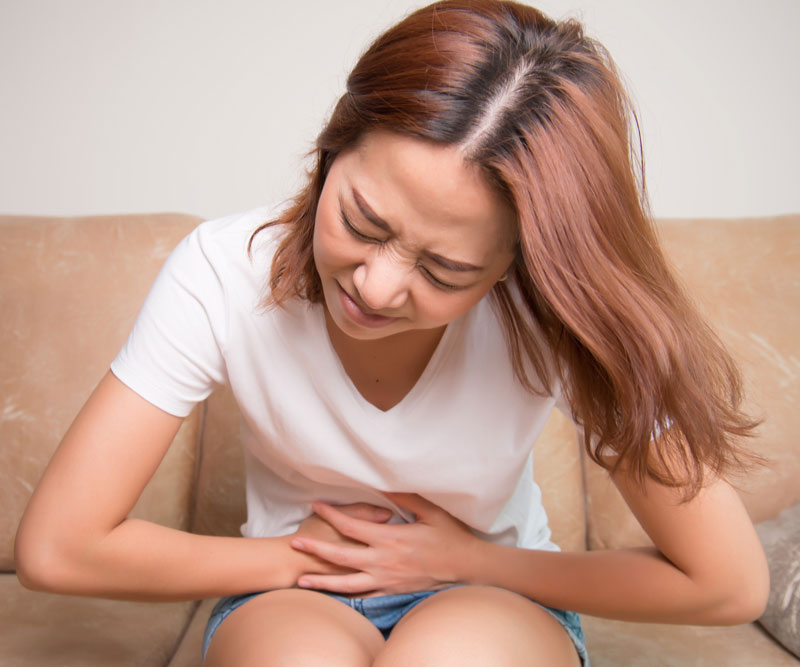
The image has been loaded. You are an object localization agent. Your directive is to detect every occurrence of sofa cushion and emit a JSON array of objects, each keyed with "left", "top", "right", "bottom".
[
  {"left": 0, "top": 214, "right": 203, "bottom": 570},
  {"left": 0, "top": 574, "right": 196, "bottom": 667},
  {"left": 168, "top": 598, "right": 217, "bottom": 667},
  {"left": 755, "top": 502, "right": 800, "bottom": 658},
  {"left": 582, "top": 614, "right": 800, "bottom": 666},
  {"left": 583, "top": 215, "right": 800, "bottom": 550}
]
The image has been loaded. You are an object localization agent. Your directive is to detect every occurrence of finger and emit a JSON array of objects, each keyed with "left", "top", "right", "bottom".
[
  {"left": 334, "top": 502, "right": 393, "bottom": 523},
  {"left": 297, "top": 571, "right": 376, "bottom": 595},
  {"left": 382, "top": 492, "right": 440, "bottom": 520},
  {"left": 312, "top": 502, "right": 389, "bottom": 544},
  {"left": 290, "top": 537, "right": 370, "bottom": 571}
]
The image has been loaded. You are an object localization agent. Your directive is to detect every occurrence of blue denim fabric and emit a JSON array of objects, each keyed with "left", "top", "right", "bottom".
[
  {"left": 202, "top": 588, "right": 589, "bottom": 665},
  {"left": 323, "top": 589, "right": 448, "bottom": 639}
]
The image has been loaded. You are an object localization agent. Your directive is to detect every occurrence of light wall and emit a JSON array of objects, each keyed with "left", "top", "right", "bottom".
[{"left": 1, "top": 0, "right": 797, "bottom": 220}]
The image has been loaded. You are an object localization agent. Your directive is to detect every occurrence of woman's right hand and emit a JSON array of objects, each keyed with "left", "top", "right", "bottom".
[{"left": 287, "top": 503, "right": 392, "bottom": 582}]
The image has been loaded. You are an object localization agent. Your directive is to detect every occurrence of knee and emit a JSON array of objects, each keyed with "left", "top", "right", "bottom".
[
  {"left": 205, "top": 590, "right": 383, "bottom": 667},
  {"left": 374, "top": 586, "right": 580, "bottom": 667}
]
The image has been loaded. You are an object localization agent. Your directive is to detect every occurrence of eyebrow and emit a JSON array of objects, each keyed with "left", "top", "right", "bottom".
[{"left": 351, "top": 188, "right": 484, "bottom": 273}]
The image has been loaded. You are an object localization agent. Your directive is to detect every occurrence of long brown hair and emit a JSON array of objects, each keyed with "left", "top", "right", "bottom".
[{"left": 251, "top": 0, "right": 758, "bottom": 496}]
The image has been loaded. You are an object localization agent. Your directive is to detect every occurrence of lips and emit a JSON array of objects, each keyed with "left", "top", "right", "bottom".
[{"left": 337, "top": 283, "right": 398, "bottom": 328}]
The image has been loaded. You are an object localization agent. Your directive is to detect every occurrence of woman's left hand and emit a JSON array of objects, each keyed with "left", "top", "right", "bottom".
[{"left": 289, "top": 493, "right": 480, "bottom": 595}]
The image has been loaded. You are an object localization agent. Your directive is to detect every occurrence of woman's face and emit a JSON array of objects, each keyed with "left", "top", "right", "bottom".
[{"left": 313, "top": 130, "right": 517, "bottom": 342}]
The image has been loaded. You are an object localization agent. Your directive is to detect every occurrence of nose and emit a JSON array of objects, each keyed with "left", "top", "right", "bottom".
[{"left": 352, "top": 251, "right": 410, "bottom": 312}]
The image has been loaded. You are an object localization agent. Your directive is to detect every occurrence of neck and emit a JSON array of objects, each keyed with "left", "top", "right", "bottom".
[
  {"left": 323, "top": 307, "right": 446, "bottom": 410},
  {"left": 325, "top": 308, "right": 445, "bottom": 368}
]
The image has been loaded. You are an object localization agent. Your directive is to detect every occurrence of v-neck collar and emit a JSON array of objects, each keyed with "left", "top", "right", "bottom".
[{"left": 315, "top": 304, "right": 464, "bottom": 419}]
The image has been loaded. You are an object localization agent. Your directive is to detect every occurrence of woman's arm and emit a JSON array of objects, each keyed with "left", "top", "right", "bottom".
[
  {"left": 290, "top": 473, "right": 770, "bottom": 625},
  {"left": 14, "top": 371, "right": 373, "bottom": 601},
  {"left": 465, "top": 469, "right": 770, "bottom": 625}
]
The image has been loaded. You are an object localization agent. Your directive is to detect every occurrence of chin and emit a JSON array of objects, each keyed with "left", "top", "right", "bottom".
[
  {"left": 331, "top": 310, "right": 406, "bottom": 341},
  {"left": 321, "top": 280, "right": 406, "bottom": 339}
]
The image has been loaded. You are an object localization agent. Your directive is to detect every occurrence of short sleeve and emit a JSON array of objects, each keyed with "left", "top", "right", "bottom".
[{"left": 110, "top": 224, "right": 228, "bottom": 417}]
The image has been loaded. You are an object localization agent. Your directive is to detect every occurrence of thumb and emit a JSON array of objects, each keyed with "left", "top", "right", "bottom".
[{"left": 382, "top": 492, "right": 439, "bottom": 521}]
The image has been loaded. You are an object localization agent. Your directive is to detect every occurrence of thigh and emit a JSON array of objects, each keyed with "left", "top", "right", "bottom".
[
  {"left": 204, "top": 589, "right": 385, "bottom": 667},
  {"left": 374, "top": 585, "right": 582, "bottom": 667}
]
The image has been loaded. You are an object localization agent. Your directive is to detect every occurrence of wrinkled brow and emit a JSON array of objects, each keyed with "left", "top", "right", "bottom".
[{"left": 352, "top": 189, "right": 484, "bottom": 272}]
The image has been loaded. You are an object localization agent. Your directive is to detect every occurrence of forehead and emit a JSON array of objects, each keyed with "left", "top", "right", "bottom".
[{"left": 337, "top": 130, "right": 516, "bottom": 255}]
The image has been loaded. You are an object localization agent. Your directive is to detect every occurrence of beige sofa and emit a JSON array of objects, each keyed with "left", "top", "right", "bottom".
[{"left": 2, "top": 212, "right": 798, "bottom": 666}]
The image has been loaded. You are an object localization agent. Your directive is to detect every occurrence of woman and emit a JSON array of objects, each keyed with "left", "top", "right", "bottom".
[{"left": 15, "top": 2, "right": 769, "bottom": 665}]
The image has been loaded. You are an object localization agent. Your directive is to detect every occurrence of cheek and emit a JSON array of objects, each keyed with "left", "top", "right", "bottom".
[
  {"left": 311, "top": 224, "right": 326, "bottom": 274},
  {"left": 313, "top": 210, "right": 342, "bottom": 270},
  {"left": 313, "top": 180, "right": 342, "bottom": 264},
  {"left": 419, "top": 289, "right": 486, "bottom": 325},
  {"left": 314, "top": 216, "right": 366, "bottom": 282}
]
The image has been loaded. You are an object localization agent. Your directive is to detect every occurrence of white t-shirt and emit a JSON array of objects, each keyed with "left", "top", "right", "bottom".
[{"left": 111, "top": 205, "right": 567, "bottom": 551}]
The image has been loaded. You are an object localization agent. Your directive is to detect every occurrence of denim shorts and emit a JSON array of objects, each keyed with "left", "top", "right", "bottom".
[{"left": 202, "top": 587, "right": 589, "bottom": 665}]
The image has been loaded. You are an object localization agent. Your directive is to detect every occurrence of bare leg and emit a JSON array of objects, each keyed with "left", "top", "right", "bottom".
[
  {"left": 204, "top": 589, "right": 384, "bottom": 667},
  {"left": 374, "top": 585, "right": 581, "bottom": 667}
]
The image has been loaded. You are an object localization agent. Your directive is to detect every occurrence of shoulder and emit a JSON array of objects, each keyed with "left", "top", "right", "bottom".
[
  {"left": 455, "top": 291, "right": 562, "bottom": 407},
  {"left": 187, "top": 203, "right": 287, "bottom": 262},
  {"left": 135, "top": 202, "right": 293, "bottom": 337},
  {"left": 485, "top": 283, "right": 562, "bottom": 398},
  {"left": 164, "top": 203, "right": 288, "bottom": 288}
]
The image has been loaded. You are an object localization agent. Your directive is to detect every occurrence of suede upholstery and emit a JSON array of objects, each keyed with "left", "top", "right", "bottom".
[{"left": 2, "top": 212, "right": 798, "bottom": 665}]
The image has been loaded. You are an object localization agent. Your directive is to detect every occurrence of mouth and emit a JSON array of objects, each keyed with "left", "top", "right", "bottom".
[{"left": 337, "top": 283, "right": 399, "bottom": 328}]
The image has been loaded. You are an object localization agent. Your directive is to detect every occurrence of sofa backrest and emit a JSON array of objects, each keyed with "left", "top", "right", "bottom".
[
  {"left": 0, "top": 214, "right": 203, "bottom": 572},
  {"left": 5, "top": 213, "right": 795, "bottom": 566}
]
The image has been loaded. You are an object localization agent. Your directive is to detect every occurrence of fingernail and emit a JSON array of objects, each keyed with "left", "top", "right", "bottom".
[
  {"left": 297, "top": 578, "right": 311, "bottom": 588},
  {"left": 290, "top": 538, "right": 304, "bottom": 549}
]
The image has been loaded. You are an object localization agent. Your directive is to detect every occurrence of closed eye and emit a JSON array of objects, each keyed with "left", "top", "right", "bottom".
[
  {"left": 419, "top": 265, "right": 462, "bottom": 291},
  {"left": 340, "top": 209, "right": 381, "bottom": 244},
  {"left": 341, "top": 205, "right": 465, "bottom": 292}
]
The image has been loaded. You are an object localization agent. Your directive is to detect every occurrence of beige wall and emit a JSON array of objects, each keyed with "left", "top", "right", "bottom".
[{"left": 1, "top": 0, "right": 797, "bottom": 220}]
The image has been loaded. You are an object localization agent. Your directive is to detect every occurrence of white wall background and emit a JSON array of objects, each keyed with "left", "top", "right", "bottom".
[{"left": 1, "top": 0, "right": 797, "bottom": 220}]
